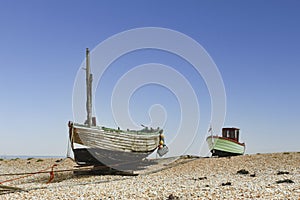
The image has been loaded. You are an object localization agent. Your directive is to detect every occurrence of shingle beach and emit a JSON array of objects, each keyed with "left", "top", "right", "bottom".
[{"left": 1, "top": 152, "right": 299, "bottom": 199}]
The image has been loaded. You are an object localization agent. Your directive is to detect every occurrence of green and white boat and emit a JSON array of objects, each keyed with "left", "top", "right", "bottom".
[{"left": 206, "top": 127, "right": 245, "bottom": 157}]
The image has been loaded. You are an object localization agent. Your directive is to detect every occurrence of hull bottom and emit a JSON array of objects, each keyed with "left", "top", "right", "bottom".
[
  {"left": 73, "top": 148, "right": 156, "bottom": 170},
  {"left": 211, "top": 149, "right": 243, "bottom": 157}
]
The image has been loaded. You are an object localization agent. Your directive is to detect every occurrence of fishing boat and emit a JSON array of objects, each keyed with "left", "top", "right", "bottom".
[
  {"left": 68, "top": 48, "right": 168, "bottom": 168},
  {"left": 206, "top": 127, "right": 245, "bottom": 157}
]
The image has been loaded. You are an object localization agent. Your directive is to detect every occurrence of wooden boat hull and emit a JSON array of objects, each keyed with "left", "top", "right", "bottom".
[
  {"left": 68, "top": 122, "right": 161, "bottom": 166},
  {"left": 206, "top": 136, "right": 245, "bottom": 157}
]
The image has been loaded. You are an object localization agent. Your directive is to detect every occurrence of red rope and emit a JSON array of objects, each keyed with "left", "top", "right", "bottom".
[
  {"left": 0, "top": 164, "right": 58, "bottom": 184},
  {"left": 46, "top": 164, "right": 57, "bottom": 184}
]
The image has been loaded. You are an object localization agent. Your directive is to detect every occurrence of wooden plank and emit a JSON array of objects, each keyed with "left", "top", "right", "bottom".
[
  {"left": 73, "top": 126, "right": 160, "bottom": 152},
  {"left": 0, "top": 184, "right": 25, "bottom": 194}
]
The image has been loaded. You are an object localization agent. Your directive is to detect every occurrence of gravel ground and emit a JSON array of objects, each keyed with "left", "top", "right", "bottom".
[{"left": 0, "top": 152, "right": 299, "bottom": 199}]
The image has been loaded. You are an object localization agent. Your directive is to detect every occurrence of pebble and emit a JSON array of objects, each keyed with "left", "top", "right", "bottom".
[{"left": 0, "top": 152, "right": 299, "bottom": 199}]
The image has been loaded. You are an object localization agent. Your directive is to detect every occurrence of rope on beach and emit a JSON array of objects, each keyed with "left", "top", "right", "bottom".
[
  {"left": 0, "top": 157, "right": 74, "bottom": 185},
  {"left": 0, "top": 164, "right": 58, "bottom": 185}
]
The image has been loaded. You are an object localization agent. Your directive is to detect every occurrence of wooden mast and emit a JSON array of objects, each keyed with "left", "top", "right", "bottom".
[{"left": 86, "top": 48, "right": 92, "bottom": 127}]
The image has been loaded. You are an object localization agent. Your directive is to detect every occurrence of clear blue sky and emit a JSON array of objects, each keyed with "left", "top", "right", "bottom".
[{"left": 0, "top": 1, "right": 299, "bottom": 156}]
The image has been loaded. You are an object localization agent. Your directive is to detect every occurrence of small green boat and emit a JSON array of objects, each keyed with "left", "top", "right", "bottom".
[{"left": 206, "top": 127, "right": 245, "bottom": 157}]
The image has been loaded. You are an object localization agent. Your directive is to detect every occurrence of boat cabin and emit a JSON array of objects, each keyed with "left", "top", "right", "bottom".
[{"left": 222, "top": 127, "right": 240, "bottom": 142}]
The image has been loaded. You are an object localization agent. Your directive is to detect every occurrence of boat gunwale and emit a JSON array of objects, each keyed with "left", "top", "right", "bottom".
[
  {"left": 72, "top": 123, "right": 161, "bottom": 136},
  {"left": 206, "top": 135, "right": 245, "bottom": 146}
]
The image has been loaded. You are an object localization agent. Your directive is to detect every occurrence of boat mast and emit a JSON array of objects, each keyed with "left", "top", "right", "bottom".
[
  {"left": 209, "top": 124, "right": 214, "bottom": 146},
  {"left": 86, "top": 48, "right": 92, "bottom": 127}
]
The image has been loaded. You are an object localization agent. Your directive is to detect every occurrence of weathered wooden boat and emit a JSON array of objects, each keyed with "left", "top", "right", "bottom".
[
  {"left": 68, "top": 122, "right": 166, "bottom": 166},
  {"left": 206, "top": 127, "right": 245, "bottom": 157},
  {"left": 68, "top": 48, "right": 168, "bottom": 168}
]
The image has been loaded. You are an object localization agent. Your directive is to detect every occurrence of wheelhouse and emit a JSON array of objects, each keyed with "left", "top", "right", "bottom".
[{"left": 222, "top": 127, "right": 240, "bottom": 142}]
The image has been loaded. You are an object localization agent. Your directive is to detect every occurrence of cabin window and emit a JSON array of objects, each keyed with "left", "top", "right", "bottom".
[{"left": 229, "top": 130, "right": 235, "bottom": 139}]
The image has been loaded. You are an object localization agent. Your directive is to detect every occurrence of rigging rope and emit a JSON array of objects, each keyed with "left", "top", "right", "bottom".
[{"left": 0, "top": 164, "right": 58, "bottom": 185}]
